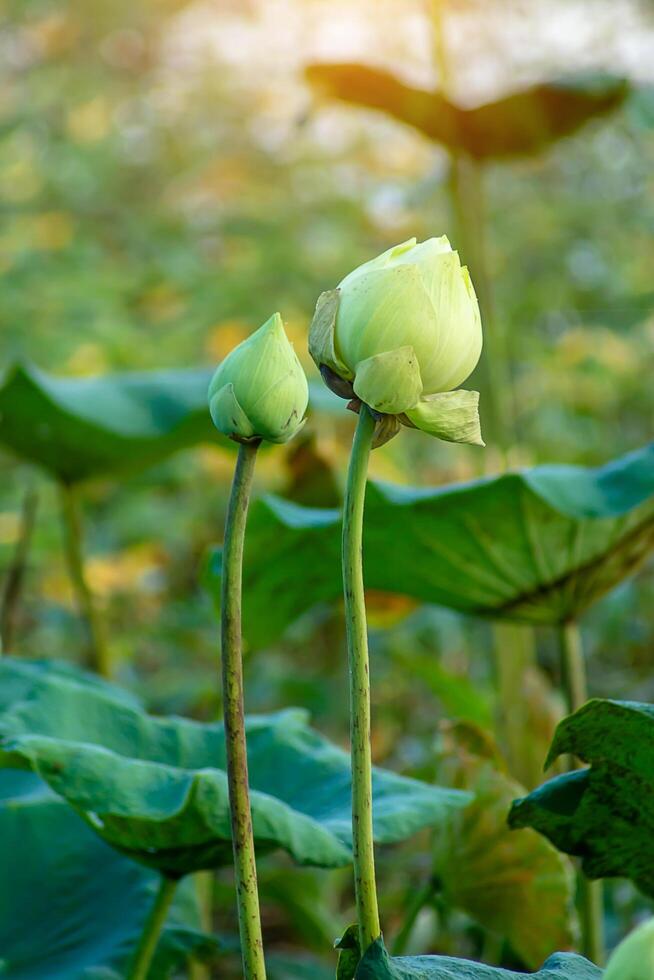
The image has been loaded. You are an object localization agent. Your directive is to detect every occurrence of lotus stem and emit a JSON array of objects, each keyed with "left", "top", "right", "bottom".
[
  {"left": 559, "top": 619, "right": 605, "bottom": 965},
  {"left": 127, "top": 874, "right": 178, "bottom": 980},
  {"left": 58, "top": 482, "right": 111, "bottom": 678},
  {"left": 343, "top": 404, "right": 381, "bottom": 954},
  {"left": 221, "top": 440, "right": 267, "bottom": 980},
  {"left": 0, "top": 486, "right": 38, "bottom": 652}
]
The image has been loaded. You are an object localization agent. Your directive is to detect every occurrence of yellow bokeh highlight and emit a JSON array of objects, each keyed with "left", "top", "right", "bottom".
[
  {"left": 67, "top": 98, "right": 112, "bottom": 144},
  {"left": 86, "top": 544, "right": 166, "bottom": 598},
  {"left": 33, "top": 211, "right": 74, "bottom": 251},
  {"left": 65, "top": 343, "right": 109, "bottom": 376},
  {"left": 197, "top": 446, "right": 239, "bottom": 480},
  {"left": 139, "top": 283, "right": 186, "bottom": 323},
  {"left": 29, "top": 12, "right": 80, "bottom": 58},
  {"left": 0, "top": 512, "right": 21, "bottom": 546},
  {"left": 0, "top": 158, "right": 43, "bottom": 203},
  {"left": 557, "top": 327, "right": 638, "bottom": 374},
  {"left": 204, "top": 320, "right": 250, "bottom": 361}
]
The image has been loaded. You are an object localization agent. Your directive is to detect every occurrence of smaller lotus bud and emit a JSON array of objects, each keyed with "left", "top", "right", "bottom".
[
  {"left": 604, "top": 919, "right": 654, "bottom": 980},
  {"left": 208, "top": 313, "right": 308, "bottom": 444}
]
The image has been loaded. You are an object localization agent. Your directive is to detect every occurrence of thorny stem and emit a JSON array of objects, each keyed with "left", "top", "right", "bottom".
[
  {"left": 59, "top": 482, "right": 111, "bottom": 678},
  {"left": 221, "top": 440, "right": 267, "bottom": 980},
  {"left": 343, "top": 405, "right": 381, "bottom": 954},
  {"left": 127, "top": 875, "right": 178, "bottom": 980},
  {"left": 559, "top": 620, "right": 605, "bottom": 966},
  {"left": 0, "top": 487, "right": 38, "bottom": 652}
]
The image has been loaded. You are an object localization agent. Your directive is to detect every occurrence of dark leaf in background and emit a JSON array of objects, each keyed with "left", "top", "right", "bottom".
[
  {"left": 0, "top": 660, "right": 469, "bottom": 877},
  {"left": 205, "top": 443, "right": 654, "bottom": 646},
  {"left": 282, "top": 431, "right": 342, "bottom": 508},
  {"left": 306, "top": 64, "right": 629, "bottom": 160},
  {"left": 510, "top": 698, "right": 654, "bottom": 900}
]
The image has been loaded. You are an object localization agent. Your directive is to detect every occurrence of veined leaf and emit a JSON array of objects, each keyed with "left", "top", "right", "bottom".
[
  {"left": 306, "top": 64, "right": 628, "bottom": 160},
  {"left": 0, "top": 660, "right": 468, "bottom": 878},
  {"left": 205, "top": 443, "right": 654, "bottom": 646},
  {"left": 0, "top": 363, "right": 220, "bottom": 482},
  {"left": 0, "top": 364, "right": 342, "bottom": 483},
  {"left": 354, "top": 939, "right": 600, "bottom": 979},
  {"left": 510, "top": 698, "right": 654, "bottom": 899},
  {"left": 0, "top": 771, "right": 221, "bottom": 979}
]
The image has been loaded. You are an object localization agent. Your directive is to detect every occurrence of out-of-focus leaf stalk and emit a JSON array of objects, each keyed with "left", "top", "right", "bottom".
[
  {"left": 431, "top": 0, "right": 535, "bottom": 788},
  {"left": 559, "top": 620, "right": 605, "bottom": 965},
  {"left": 59, "top": 483, "right": 111, "bottom": 678},
  {"left": 0, "top": 486, "right": 38, "bottom": 652},
  {"left": 127, "top": 875, "right": 178, "bottom": 980}
]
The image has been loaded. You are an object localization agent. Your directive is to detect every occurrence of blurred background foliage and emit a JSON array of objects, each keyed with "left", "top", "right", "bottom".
[{"left": 0, "top": 0, "right": 653, "bottom": 974}]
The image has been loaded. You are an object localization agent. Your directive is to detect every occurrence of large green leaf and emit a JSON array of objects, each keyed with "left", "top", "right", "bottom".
[
  {"left": 0, "top": 363, "right": 220, "bottom": 482},
  {"left": 0, "top": 771, "right": 221, "bottom": 979},
  {"left": 205, "top": 443, "right": 654, "bottom": 647},
  {"left": 306, "top": 64, "right": 628, "bottom": 160},
  {"left": 432, "top": 723, "right": 576, "bottom": 968},
  {"left": 349, "top": 939, "right": 599, "bottom": 979},
  {"left": 509, "top": 698, "right": 654, "bottom": 899},
  {"left": 0, "top": 659, "right": 468, "bottom": 878},
  {"left": 0, "top": 364, "right": 341, "bottom": 483}
]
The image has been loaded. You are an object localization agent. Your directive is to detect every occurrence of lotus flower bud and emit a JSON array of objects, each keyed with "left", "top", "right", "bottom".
[
  {"left": 309, "top": 237, "right": 484, "bottom": 446},
  {"left": 604, "top": 919, "right": 654, "bottom": 979},
  {"left": 208, "top": 313, "right": 308, "bottom": 444}
]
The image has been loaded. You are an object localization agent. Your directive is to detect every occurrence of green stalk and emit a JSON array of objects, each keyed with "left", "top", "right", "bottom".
[
  {"left": 343, "top": 405, "right": 381, "bottom": 953},
  {"left": 59, "top": 482, "right": 110, "bottom": 678},
  {"left": 492, "top": 622, "right": 539, "bottom": 787},
  {"left": 221, "top": 440, "right": 267, "bottom": 980},
  {"left": 431, "top": 0, "right": 512, "bottom": 461},
  {"left": 392, "top": 881, "right": 434, "bottom": 955},
  {"left": 190, "top": 871, "right": 213, "bottom": 980},
  {"left": 432, "top": 0, "right": 533, "bottom": 794},
  {"left": 0, "top": 487, "right": 38, "bottom": 652},
  {"left": 559, "top": 620, "right": 605, "bottom": 965},
  {"left": 127, "top": 875, "right": 178, "bottom": 980}
]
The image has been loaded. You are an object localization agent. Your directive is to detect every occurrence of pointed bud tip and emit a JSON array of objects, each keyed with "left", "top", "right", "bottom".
[{"left": 258, "top": 311, "right": 286, "bottom": 339}]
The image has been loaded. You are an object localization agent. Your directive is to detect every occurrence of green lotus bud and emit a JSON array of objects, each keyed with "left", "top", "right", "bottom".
[
  {"left": 208, "top": 313, "right": 308, "bottom": 444},
  {"left": 309, "top": 237, "right": 483, "bottom": 446},
  {"left": 604, "top": 919, "right": 654, "bottom": 979}
]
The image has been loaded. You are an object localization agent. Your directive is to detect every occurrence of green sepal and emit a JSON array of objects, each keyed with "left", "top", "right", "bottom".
[
  {"left": 208, "top": 383, "right": 255, "bottom": 442},
  {"left": 372, "top": 414, "right": 402, "bottom": 449},
  {"left": 353, "top": 346, "right": 423, "bottom": 415},
  {"left": 335, "top": 923, "right": 362, "bottom": 980},
  {"left": 308, "top": 289, "right": 353, "bottom": 381},
  {"left": 403, "top": 389, "right": 484, "bottom": 446}
]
